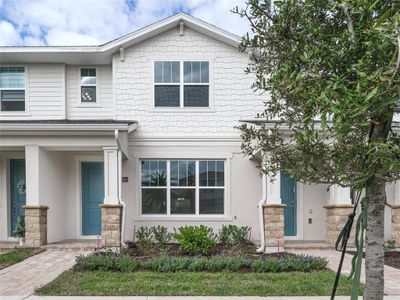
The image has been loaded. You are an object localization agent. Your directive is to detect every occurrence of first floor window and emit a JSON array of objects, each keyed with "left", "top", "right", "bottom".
[
  {"left": 0, "top": 66, "right": 25, "bottom": 111},
  {"left": 141, "top": 159, "right": 225, "bottom": 215}
]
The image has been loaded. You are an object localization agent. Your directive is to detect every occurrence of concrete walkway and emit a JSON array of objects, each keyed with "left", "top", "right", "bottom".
[
  {"left": 0, "top": 250, "right": 91, "bottom": 298},
  {"left": 1, "top": 296, "right": 400, "bottom": 300},
  {"left": 290, "top": 249, "right": 400, "bottom": 296}
]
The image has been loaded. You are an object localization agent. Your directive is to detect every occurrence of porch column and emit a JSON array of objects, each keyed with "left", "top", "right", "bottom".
[
  {"left": 392, "top": 181, "right": 400, "bottom": 244},
  {"left": 101, "top": 147, "right": 122, "bottom": 247},
  {"left": 263, "top": 170, "right": 285, "bottom": 250},
  {"left": 23, "top": 145, "right": 48, "bottom": 246},
  {"left": 324, "top": 185, "right": 354, "bottom": 245}
]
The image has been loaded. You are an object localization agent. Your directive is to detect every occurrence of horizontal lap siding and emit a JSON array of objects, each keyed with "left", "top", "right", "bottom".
[
  {"left": 28, "top": 65, "right": 65, "bottom": 118},
  {"left": 66, "top": 65, "right": 113, "bottom": 119}
]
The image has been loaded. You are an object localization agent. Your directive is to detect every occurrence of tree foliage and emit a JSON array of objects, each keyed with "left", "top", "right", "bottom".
[{"left": 235, "top": 0, "right": 400, "bottom": 189}]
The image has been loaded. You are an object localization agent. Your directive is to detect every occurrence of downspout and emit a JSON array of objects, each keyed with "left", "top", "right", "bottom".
[
  {"left": 114, "top": 130, "right": 126, "bottom": 246},
  {"left": 256, "top": 173, "right": 267, "bottom": 253}
]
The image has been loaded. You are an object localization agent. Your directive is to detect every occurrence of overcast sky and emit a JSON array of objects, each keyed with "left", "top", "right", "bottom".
[{"left": 0, "top": 0, "right": 249, "bottom": 46}]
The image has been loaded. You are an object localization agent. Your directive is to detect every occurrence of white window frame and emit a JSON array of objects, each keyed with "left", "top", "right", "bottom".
[
  {"left": 152, "top": 60, "right": 212, "bottom": 110},
  {"left": 140, "top": 159, "right": 226, "bottom": 217},
  {"left": 79, "top": 67, "right": 97, "bottom": 103},
  {"left": 0, "top": 65, "right": 27, "bottom": 113}
]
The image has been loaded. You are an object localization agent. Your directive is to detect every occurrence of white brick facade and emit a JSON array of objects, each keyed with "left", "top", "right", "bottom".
[{"left": 113, "top": 27, "right": 265, "bottom": 137}]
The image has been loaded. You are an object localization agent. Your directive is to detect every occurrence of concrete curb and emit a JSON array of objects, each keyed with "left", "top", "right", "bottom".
[{"left": 2, "top": 296, "right": 399, "bottom": 300}]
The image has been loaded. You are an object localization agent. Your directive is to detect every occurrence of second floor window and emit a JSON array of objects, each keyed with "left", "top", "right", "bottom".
[
  {"left": 80, "top": 68, "right": 96, "bottom": 102},
  {"left": 0, "top": 67, "right": 25, "bottom": 112},
  {"left": 154, "top": 61, "right": 209, "bottom": 108}
]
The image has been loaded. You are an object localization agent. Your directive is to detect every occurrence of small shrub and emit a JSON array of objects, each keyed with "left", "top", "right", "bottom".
[
  {"left": 152, "top": 225, "right": 171, "bottom": 245},
  {"left": 114, "top": 255, "right": 139, "bottom": 272},
  {"left": 13, "top": 215, "right": 25, "bottom": 238},
  {"left": 173, "top": 225, "right": 216, "bottom": 256},
  {"left": 207, "top": 255, "right": 229, "bottom": 271},
  {"left": 384, "top": 240, "right": 396, "bottom": 252},
  {"left": 76, "top": 254, "right": 114, "bottom": 271},
  {"left": 188, "top": 257, "right": 209, "bottom": 272},
  {"left": 251, "top": 257, "right": 281, "bottom": 272},
  {"left": 135, "top": 226, "right": 154, "bottom": 253},
  {"left": 76, "top": 252, "right": 139, "bottom": 272},
  {"left": 142, "top": 255, "right": 191, "bottom": 272},
  {"left": 219, "top": 225, "right": 250, "bottom": 246}
]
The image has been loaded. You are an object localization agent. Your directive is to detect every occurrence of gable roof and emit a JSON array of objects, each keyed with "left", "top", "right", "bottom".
[{"left": 0, "top": 13, "right": 242, "bottom": 64}]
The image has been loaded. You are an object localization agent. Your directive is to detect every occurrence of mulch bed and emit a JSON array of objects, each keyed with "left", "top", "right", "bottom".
[
  {"left": 118, "top": 242, "right": 295, "bottom": 261},
  {"left": 346, "top": 251, "right": 400, "bottom": 270}
]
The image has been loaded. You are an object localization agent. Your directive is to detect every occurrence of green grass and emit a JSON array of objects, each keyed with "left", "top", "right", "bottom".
[
  {"left": 36, "top": 270, "right": 362, "bottom": 296},
  {"left": 0, "top": 247, "right": 44, "bottom": 270}
]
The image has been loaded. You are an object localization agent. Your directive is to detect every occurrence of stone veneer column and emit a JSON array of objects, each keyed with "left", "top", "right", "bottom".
[
  {"left": 392, "top": 206, "right": 400, "bottom": 245},
  {"left": 101, "top": 204, "right": 122, "bottom": 247},
  {"left": 101, "top": 147, "right": 122, "bottom": 247},
  {"left": 263, "top": 204, "right": 285, "bottom": 247},
  {"left": 325, "top": 204, "right": 355, "bottom": 245},
  {"left": 23, "top": 205, "right": 49, "bottom": 246},
  {"left": 392, "top": 181, "right": 400, "bottom": 244},
  {"left": 263, "top": 171, "right": 285, "bottom": 249},
  {"left": 324, "top": 185, "right": 354, "bottom": 246}
]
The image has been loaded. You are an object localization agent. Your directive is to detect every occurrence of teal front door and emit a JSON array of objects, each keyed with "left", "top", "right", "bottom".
[
  {"left": 10, "top": 159, "right": 26, "bottom": 236},
  {"left": 82, "top": 162, "right": 104, "bottom": 235},
  {"left": 281, "top": 172, "right": 297, "bottom": 236}
]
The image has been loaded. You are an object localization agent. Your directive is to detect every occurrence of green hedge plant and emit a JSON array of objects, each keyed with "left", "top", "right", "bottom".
[
  {"left": 173, "top": 225, "right": 217, "bottom": 256},
  {"left": 219, "top": 225, "right": 250, "bottom": 247},
  {"left": 75, "top": 253, "right": 328, "bottom": 273}
]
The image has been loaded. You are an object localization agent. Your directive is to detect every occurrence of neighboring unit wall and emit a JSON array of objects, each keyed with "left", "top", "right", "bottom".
[
  {"left": 37, "top": 150, "right": 69, "bottom": 243},
  {"left": 66, "top": 65, "right": 114, "bottom": 120},
  {"left": 0, "top": 64, "right": 66, "bottom": 120},
  {"left": 301, "top": 183, "right": 328, "bottom": 241},
  {"left": 113, "top": 27, "right": 265, "bottom": 137}
]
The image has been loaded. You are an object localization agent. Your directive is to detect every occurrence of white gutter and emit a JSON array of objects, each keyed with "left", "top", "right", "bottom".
[
  {"left": 256, "top": 173, "right": 267, "bottom": 253},
  {"left": 114, "top": 130, "right": 126, "bottom": 247},
  {"left": 0, "top": 123, "right": 132, "bottom": 131}
]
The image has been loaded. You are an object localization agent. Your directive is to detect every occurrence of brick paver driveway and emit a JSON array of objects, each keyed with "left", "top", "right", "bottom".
[
  {"left": 290, "top": 249, "right": 400, "bottom": 296},
  {"left": 0, "top": 249, "right": 90, "bottom": 297}
]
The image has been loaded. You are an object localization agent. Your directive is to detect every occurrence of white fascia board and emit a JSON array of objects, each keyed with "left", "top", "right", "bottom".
[
  {"left": 102, "top": 13, "right": 241, "bottom": 52},
  {"left": 0, "top": 13, "right": 242, "bottom": 64}
]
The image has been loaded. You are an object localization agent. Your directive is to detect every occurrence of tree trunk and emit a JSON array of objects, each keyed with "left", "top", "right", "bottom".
[{"left": 364, "top": 181, "right": 386, "bottom": 299}]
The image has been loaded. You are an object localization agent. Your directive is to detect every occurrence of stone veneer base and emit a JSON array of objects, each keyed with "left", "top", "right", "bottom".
[
  {"left": 101, "top": 204, "right": 123, "bottom": 247},
  {"left": 263, "top": 204, "right": 285, "bottom": 249},
  {"left": 392, "top": 205, "right": 400, "bottom": 245},
  {"left": 324, "top": 204, "right": 355, "bottom": 246},
  {"left": 23, "top": 205, "right": 49, "bottom": 247}
]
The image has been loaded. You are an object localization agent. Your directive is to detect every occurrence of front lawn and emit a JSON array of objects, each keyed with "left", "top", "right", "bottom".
[
  {"left": 36, "top": 270, "right": 360, "bottom": 296},
  {"left": 0, "top": 247, "right": 44, "bottom": 269}
]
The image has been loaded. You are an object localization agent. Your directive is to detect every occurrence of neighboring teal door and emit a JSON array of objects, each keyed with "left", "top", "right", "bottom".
[
  {"left": 82, "top": 162, "right": 104, "bottom": 235},
  {"left": 10, "top": 159, "right": 26, "bottom": 236},
  {"left": 281, "top": 172, "right": 297, "bottom": 236}
]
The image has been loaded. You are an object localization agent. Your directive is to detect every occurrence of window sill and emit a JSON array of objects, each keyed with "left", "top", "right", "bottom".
[
  {"left": 134, "top": 215, "right": 232, "bottom": 222},
  {"left": 152, "top": 108, "right": 215, "bottom": 113},
  {"left": 0, "top": 111, "right": 31, "bottom": 117},
  {"left": 77, "top": 103, "right": 102, "bottom": 108}
]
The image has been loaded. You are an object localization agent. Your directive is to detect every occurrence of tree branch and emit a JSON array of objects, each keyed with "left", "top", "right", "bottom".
[
  {"left": 342, "top": 3, "right": 356, "bottom": 42},
  {"left": 390, "top": 29, "right": 400, "bottom": 86}
]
